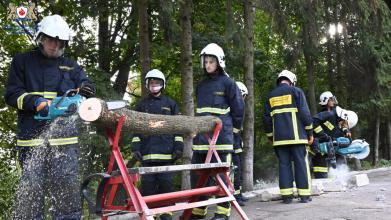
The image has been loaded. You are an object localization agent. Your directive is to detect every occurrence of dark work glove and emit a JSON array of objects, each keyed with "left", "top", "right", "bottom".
[
  {"left": 172, "top": 150, "right": 183, "bottom": 161},
  {"left": 79, "top": 81, "right": 96, "bottom": 98},
  {"left": 34, "top": 97, "right": 50, "bottom": 117},
  {"left": 310, "top": 138, "right": 320, "bottom": 153},
  {"left": 133, "top": 151, "right": 142, "bottom": 161}
]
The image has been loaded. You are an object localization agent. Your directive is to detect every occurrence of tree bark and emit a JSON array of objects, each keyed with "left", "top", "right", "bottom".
[
  {"left": 302, "top": 0, "right": 317, "bottom": 115},
  {"left": 225, "top": 0, "right": 233, "bottom": 44},
  {"left": 79, "top": 98, "right": 220, "bottom": 136},
  {"left": 138, "top": 0, "right": 151, "bottom": 97},
  {"left": 179, "top": 0, "right": 194, "bottom": 190},
  {"left": 388, "top": 120, "right": 391, "bottom": 160},
  {"left": 113, "top": 4, "right": 138, "bottom": 95},
  {"left": 373, "top": 116, "right": 380, "bottom": 165},
  {"left": 324, "top": 0, "right": 335, "bottom": 92},
  {"left": 98, "top": 0, "right": 111, "bottom": 74},
  {"left": 242, "top": 0, "right": 255, "bottom": 192},
  {"left": 159, "top": 0, "right": 174, "bottom": 46}
]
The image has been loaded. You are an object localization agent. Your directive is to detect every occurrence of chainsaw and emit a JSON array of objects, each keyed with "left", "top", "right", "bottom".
[
  {"left": 318, "top": 137, "right": 370, "bottom": 169},
  {"left": 34, "top": 89, "right": 127, "bottom": 120}
]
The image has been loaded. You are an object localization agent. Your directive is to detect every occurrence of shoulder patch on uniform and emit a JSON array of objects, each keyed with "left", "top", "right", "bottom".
[
  {"left": 214, "top": 91, "right": 225, "bottom": 96},
  {"left": 269, "top": 94, "right": 292, "bottom": 107},
  {"left": 59, "top": 65, "right": 74, "bottom": 71}
]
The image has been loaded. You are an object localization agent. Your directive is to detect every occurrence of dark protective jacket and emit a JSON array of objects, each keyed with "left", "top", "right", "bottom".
[
  {"left": 313, "top": 107, "right": 345, "bottom": 140},
  {"left": 193, "top": 73, "right": 244, "bottom": 153},
  {"left": 4, "top": 49, "right": 92, "bottom": 147},
  {"left": 263, "top": 83, "right": 313, "bottom": 146},
  {"left": 131, "top": 94, "right": 184, "bottom": 162}
]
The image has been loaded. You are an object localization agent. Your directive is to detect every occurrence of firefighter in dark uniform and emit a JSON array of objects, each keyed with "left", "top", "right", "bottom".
[
  {"left": 232, "top": 81, "right": 249, "bottom": 206},
  {"left": 311, "top": 91, "right": 351, "bottom": 178},
  {"left": 131, "top": 69, "right": 183, "bottom": 220},
  {"left": 263, "top": 70, "right": 313, "bottom": 204},
  {"left": 190, "top": 43, "right": 244, "bottom": 220},
  {"left": 4, "top": 15, "right": 95, "bottom": 219}
]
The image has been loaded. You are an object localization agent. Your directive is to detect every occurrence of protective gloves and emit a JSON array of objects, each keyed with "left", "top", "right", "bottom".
[
  {"left": 79, "top": 81, "right": 96, "bottom": 98},
  {"left": 172, "top": 150, "right": 183, "bottom": 161},
  {"left": 34, "top": 97, "right": 51, "bottom": 117},
  {"left": 133, "top": 151, "right": 143, "bottom": 161}
]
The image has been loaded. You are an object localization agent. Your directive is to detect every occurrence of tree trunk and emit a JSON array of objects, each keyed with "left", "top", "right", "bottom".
[
  {"left": 302, "top": 0, "right": 317, "bottom": 115},
  {"left": 113, "top": 5, "right": 138, "bottom": 95},
  {"left": 138, "top": 0, "right": 151, "bottom": 97},
  {"left": 159, "top": 0, "right": 174, "bottom": 46},
  {"left": 79, "top": 98, "right": 220, "bottom": 135},
  {"left": 242, "top": 0, "right": 255, "bottom": 192},
  {"left": 388, "top": 120, "right": 391, "bottom": 160},
  {"left": 324, "top": 0, "right": 335, "bottom": 92},
  {"left": 225, "top": 0, "right": 233, "bottom": 44},
  {"left": 179, "top": 0, "right": 194, "bottom": 190},
  {"left": 373, "top": 116, "right": 380, "bottom": 165},
  {"left": 98, "top": 0, "right": 111, "bottom": 74}
]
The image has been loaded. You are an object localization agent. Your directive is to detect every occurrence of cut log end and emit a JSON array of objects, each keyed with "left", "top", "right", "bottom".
[{"left": 79, "top": 98, "right": 102, "bottom": 122}]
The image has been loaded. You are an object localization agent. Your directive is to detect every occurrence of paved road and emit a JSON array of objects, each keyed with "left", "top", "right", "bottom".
[
  {"left": 95, "top": 167, "right": 391, "bottom": 220},
  {"left": 230, "top": 168, "right": 391, "bottom": 220}
]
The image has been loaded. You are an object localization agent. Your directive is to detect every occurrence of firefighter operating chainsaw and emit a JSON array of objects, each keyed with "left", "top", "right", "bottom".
[
  {"left": 311, "top": 97, "right": 370, "bottom": 174},
  {"left": 312, "top": 137, "right": 370, "bottom": 169}
]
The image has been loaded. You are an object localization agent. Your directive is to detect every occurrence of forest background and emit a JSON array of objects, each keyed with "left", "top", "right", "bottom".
[{"left": 1, "top": 0, "right": 391, "bottom": 217}]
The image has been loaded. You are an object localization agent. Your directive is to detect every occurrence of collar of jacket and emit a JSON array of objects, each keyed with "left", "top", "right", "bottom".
[
  {"left": 148, "top": 93, "right": 163, "bottom": 100},
  {"left": 206, "top": 72, "right": 223, "bottom": 80},
  {"left": 278, "top": 83, "right": 290, "bottom": 87}
]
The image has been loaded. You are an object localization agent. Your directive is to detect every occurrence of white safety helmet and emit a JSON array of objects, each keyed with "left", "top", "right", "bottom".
[
  {"left": 277, "top": 70, "right": 297, "bottom": 86},
  {"left": 200, "top": 43, "right": 225, "bottom": 68},
  {"left": 145, "top": 69, "right": 166, "bottom": 90},
  {"left": 319, "top": 91, "right": 338, "bottom": 105},
  {"left": 35, "top": 14, "right": 70, "bottom": 41},
  {"left": 336, "top": 106, "right": 358, "bottom": 129},
  {"left": 236, "top": 81, "right": 248, "bottom": 97}
]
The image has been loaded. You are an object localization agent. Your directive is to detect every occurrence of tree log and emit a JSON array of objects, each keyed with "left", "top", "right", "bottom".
[{"left": 79, "top": 98, "right": 221, "bottom": 135}]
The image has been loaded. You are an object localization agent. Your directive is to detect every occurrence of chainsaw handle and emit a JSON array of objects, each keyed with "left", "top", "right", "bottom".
[{"left": 55, "top": 89, "right": 79, "bottom": 108}]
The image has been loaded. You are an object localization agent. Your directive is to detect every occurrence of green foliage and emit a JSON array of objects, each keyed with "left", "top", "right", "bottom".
[
  {"left": 0, "top": 149, "right": 19, "bottom": 218},
  {"left": 361, "top": 159, "right": 391, "bottom": 170},
  {"left": 1, "top": 0, "right": 391, "bottom": 214}
]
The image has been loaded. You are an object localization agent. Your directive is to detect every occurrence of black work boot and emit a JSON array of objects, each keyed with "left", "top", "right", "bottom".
[
  {"left": 240, "top": 193, "right": 249, "bottom": 202},
  {"left": 160, "top": 213, "right": 172, "bottom": 220},
  {"left": 300, "top": 196, "right": 312, "bottom": 203},
  {"left": 211, "top": 214, "right": 229, "bottom": 220},
  {"left": 281, "top": 195, "right": 293, "bottom": 204},
  {"left": 189, "top": 214, "right": 205, "bottom": 220},
  {"left": 234, "top": 195, "right": 246, "bottom": 206}
]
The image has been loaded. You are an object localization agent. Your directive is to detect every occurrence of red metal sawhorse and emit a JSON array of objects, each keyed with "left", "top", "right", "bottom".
[{"left": 82, "top": 116, "right": 249, "bottom": 220}]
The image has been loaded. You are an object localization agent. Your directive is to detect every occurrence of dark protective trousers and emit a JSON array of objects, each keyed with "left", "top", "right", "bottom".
[
  {"left": 14, "top": 144, "right": 81, "bottom": 220},
  {"left": 140, "top": 161, "right": 174, "bottom": 196},
  {"left": 311, "top": 153, "right": 329, "bottom": 178},
  {"left": 274, "top": 144, "right": 311, "bottom": 197},
  {"left": 190, "top": 152, "right": 231, "bottom": 217},
  {"left": 232, "top": 152, "right": 242, "bottom": 195}
]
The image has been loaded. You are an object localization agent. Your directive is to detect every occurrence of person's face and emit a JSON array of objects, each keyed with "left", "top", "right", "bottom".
[
  {"left": 148, "top": 78, "right": 163, "bottom": 95},
  {"left": 327, "top": 98, "right": 336, "bottom": 108},
  {"left": 204, "top": 56, "right": 218, "bottom": 74},
  {"left": 41, "top": 35, "right": 66, "bottom": 58}
]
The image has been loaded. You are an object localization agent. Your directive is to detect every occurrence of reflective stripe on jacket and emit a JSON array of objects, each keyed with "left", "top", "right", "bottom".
[
  {"left": 131, "top": 94, "right": 184, "bottom": 162},
  {"left": 4, "top": 49, "right": 92, "bottom": 145},
  {"left": 313, "top": 108, "right": 345, "bottom": 139},
  {"left": 263, "top": 83, "right": 313, "bottom": 146},
  {"left": 193, "top": 73, "right": 244, "bottom": 153}
]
